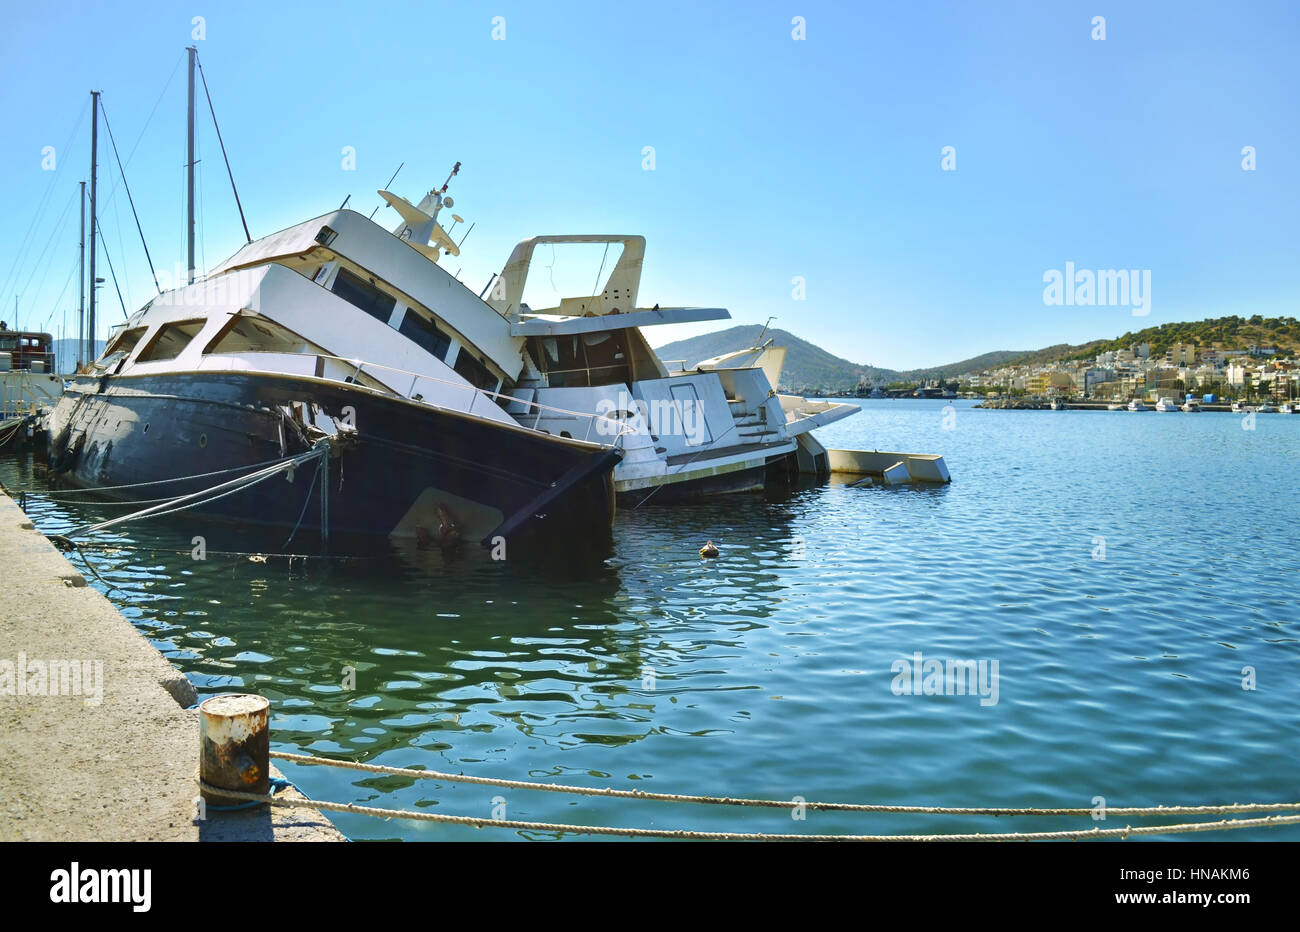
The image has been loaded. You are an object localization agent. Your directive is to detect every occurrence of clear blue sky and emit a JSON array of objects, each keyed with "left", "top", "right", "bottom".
[{"left": 1, "top": 0, "right": 1296, "bottom": 369}]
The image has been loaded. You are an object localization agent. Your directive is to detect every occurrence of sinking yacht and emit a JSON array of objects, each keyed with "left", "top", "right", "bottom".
[
  {"left": 487, "top": 235, "right": 860, "bottom": 503},
  {"left": 46, "top": 173, "right": 624, "bottom": 552}
]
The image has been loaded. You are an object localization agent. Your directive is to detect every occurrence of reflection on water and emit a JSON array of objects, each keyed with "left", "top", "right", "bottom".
[{"left": 3, "top": 400, "right": 1298, "bottom": 841}]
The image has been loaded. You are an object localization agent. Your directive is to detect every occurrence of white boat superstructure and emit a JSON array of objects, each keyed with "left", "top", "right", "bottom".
[
  {"left": 1154, "top": 397, "right": 1179, "bottom": 412},
  {"left": 1127, "top": 399, "right": 1150, "bottom": 411},
  {"left": 489, "top": 234, "right": 861, "bottom": 501}
]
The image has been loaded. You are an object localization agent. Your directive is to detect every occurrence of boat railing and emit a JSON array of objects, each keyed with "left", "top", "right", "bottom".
[
  {"left": 338, "top": 354, "right": 640, "bottom": 444},
  {"left": 197, "top": 351, "right": 634, "bottom": 445}
]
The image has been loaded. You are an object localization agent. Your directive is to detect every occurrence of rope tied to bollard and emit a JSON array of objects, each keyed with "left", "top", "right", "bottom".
[
  {"left": 264, "top": 750, "right": 1300, "bottom": 818},
  {"left": 194, "top": 699, "right": 1300, "bottom": 840},
  {"left": 192, "top": 777, "right": 1300, "bottom": 841},
  {"left": 203, "top": 776, "right": 297, "bottom": 812}
]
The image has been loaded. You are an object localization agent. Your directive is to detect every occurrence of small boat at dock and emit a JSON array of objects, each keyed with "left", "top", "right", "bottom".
[{"left": 0, "top": 327, "right": 62, "bottom": 422}]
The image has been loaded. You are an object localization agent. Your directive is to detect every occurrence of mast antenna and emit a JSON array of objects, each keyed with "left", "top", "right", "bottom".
[
  {"left": 78, "top": 180, "right": 85, "bottom": 370},
  {"left": 369, "top": 162, "right": 404, "bottom": 219},
  {"left": 186, "top": 46, "right": 197, "bottom": 283},
  {"left": 87, "top": 90, "right": 99, "bottom": 366}
]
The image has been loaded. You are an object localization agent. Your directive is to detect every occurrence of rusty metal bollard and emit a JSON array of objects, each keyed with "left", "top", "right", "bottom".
[{"left": 199, "top": 694, "right": 270, "bottom": 807}]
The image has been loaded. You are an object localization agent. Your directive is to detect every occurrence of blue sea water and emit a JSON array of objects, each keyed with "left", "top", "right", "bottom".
[{"left": 5, "top": 399, "right": 1298, "bottom": 840}]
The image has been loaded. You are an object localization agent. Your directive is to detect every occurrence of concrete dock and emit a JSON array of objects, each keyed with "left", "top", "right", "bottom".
[{"left": 0, "top": 490, "right": 343, "bottom": 841}]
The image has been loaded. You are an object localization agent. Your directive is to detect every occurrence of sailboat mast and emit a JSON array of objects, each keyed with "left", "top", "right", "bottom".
[
  {"left": 87, "top": 90, "right": 99, "bottom": 368},
  {"left": 78, "top": 180, "right": 85, "bottom": 371},
  {"left": 186, "top": 45, "right": 197, "bottom": 284}
]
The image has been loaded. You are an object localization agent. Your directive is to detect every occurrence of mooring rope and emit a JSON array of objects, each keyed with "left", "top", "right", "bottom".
[
  {"left": 0, "top": 416, "right": 28, "bottom": 448},
  {"left": 60, "top": 540, "right": 379, "bottom": 562},
  {"left": 26, "top": 453, "right": 312, "bottom": 501},
  {"left": 266, "top": 751, "right": 1300, "bottom": 818},
  {"left": 45, "top": 533, "right": 123, "bottom": 593},
  {"left": 64, "top": 448, "right": 324, "bottom": 538},
  {"left": 195, "top": 779, "right": 1300, "bottom": 841}
]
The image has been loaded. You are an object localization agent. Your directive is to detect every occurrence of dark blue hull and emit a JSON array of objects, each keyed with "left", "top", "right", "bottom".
[{"left": 46, "top": 371, "right": 620, "bottom": 555}]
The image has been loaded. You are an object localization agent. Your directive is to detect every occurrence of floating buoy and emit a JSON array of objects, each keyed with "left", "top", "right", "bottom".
[{"left": 699, "top": 540, "right": 719, "bottom": 558}]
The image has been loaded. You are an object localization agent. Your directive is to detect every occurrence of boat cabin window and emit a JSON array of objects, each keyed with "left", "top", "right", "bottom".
[
  {"left": 534, "top": 332, "right": 631, "bottom": 388},
  {"left": 0, "top": 331, "right": 55, "bottom": 370},
  {"left": 101, "top": 326, "right": 148, "bottom": 361},
  {"left": 136, "top": 320, "right": 206, "bottom": 363},
  {"left": 332, "top": 267, "right": 396, "bottom": 324},
  {"left": 453, "top": 350, "right": 499, "bottom": 393},
  {"left": 397, "top": 310, "right": 452, "bottom": 361},
  {"left": 204, "top": 315, "right": 317, "bottom": 355}
]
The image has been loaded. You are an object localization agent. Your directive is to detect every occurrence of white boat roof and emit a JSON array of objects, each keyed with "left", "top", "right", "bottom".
[
  {"left": 510, "top": 306, "right": 728, "bottom": 336},
  {"left": 208, "top": 208, "right": 524, "bottom": 379}
]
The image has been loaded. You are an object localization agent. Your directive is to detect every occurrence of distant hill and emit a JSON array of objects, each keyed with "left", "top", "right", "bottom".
[
  {"left": 649, "top": 315, "right": 1300, "bottom": 393},
  {"left": 896, "top": 350, "right": 1030, "bottom": 382},
  {"left": 53, "top": 338, "right": 105, "bottom": 374},
  {"left": 653, "top": 326, "right": 898, "bottom": 392},
  {"left": 651, "top": 326, "right": 1024, "bottom": 390}
]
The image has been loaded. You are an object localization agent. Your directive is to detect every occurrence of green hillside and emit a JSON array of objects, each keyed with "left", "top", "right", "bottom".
[{"left": 1042, "top": 316, "right": 1300, "bottom": 364}]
